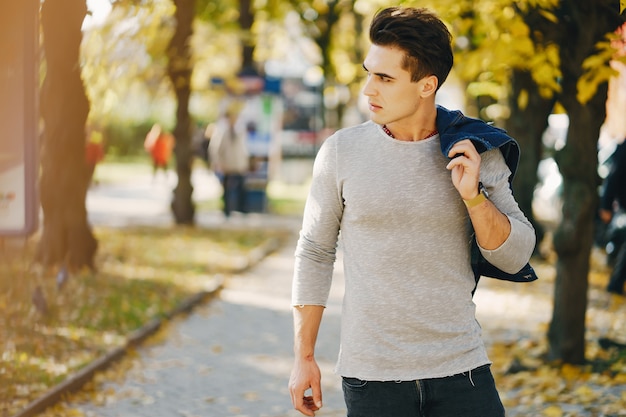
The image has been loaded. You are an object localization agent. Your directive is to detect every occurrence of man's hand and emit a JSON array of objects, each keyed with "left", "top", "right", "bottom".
[
  {"left": 289, "top": 356, "right": 323, "bottom": 416},
  {"left": 446, "top": 139, "right": 481, "bottom": 200},
  {"left": 447, "top": 139, "right": 513, "bottom": 250}
]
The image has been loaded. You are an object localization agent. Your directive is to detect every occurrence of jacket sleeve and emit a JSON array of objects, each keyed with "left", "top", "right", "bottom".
[{"left": 477, "top": 149, "right": 536, "bottom": 274}]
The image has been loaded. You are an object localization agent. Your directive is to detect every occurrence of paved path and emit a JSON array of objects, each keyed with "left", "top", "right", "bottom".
[
  {"left": 67, "top": 228, "right": 348, "bottom": 417},
  {"left": 69, "top": 167, "right": 348, "bottom": 416},
  {"left": 86, "top": 166, "right": 223, "bottom": 228}
]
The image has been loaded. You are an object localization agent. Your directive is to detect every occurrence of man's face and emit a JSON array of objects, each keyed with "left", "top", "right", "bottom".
[{"left": 362, "top": 44, "right": 430, "bottom": 127}]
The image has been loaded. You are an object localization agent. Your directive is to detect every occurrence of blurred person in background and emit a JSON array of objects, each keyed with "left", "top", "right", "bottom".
[
  {"left": 209, "top": 102, "right": 249, "bottom": 217},
  {"left": 144, "top": 123, "right": 175, "bottom": 181},
  {"left": 599, "top": 141, "right": 626, "bottom": 295}
]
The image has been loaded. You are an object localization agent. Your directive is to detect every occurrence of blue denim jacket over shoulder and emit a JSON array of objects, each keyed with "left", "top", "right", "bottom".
[{"left": 435, "top": 105, "right": 538, "bottom": 286}]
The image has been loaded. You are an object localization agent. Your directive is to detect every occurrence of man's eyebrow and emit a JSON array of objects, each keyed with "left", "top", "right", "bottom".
[{"left": 362, "top": 63, "right": 396, "bottom": 80}]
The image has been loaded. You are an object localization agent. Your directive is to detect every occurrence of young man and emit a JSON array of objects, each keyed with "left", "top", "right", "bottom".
[{"left": 288, "top": 6, "right": 536, "bottom": 417}]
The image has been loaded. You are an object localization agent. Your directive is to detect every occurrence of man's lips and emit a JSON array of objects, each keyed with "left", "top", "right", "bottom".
[{"left": 368, "top": 102, "right": 382, "bottom": 111}]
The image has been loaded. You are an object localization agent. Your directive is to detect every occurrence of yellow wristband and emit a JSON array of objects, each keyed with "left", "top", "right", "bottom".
[{"left": 463, "top": 192, "right": 487, "bottom": 208}]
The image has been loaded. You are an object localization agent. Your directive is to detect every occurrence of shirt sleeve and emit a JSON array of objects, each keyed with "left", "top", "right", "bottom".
[
  {"left": 477, "top": 148, "right": 536, "bottom": 274},
  {"left": 292, "top": 135, "right": 343, "bottom": 306}
]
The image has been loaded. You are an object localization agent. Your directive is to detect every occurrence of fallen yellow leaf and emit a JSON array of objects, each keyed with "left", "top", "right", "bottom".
[
  {"left": 560, "top": 363, "right": 581, "bottom": 381},
  {"left": 573, "top": 384, "right": 599, "bottom": 403},
  {"left": 542, "top": 405, "right": 563, "bottom": 417}
]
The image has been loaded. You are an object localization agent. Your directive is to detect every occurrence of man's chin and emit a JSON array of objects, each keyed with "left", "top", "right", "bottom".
[{"left": 368, "top": 113, "right": 384, "bottom": 125}]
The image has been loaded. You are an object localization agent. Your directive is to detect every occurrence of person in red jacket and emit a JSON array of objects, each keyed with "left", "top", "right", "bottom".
[{"left": 144, "top": 124, "right": 175, "bottom": 180}]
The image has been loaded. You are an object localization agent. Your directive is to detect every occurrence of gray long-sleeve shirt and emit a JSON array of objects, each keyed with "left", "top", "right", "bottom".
[{"left": 292, "top": 121, "right": 535, "bottom": 381}]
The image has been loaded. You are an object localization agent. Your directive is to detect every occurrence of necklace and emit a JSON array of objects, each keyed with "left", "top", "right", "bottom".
[{"left": 382, "top": 124, "right": 438, "bottom": 141}]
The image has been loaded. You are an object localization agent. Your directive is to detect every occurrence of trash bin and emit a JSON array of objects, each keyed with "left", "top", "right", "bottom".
[{"left": 245, "top": 176, "right": 267, "bottom": 213}]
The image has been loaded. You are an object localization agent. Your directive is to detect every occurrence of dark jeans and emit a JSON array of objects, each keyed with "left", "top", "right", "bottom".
[
  {"left": 342, "top": 364, "right": 505, "bottom": 417},
  {"left": 222, "top": 174, "right": 247, "bottom": 216}
]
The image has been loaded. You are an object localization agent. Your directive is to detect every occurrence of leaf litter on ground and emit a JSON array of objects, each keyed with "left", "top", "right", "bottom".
[
  {"left": 0, "top": 225, "right": 284, "bottom": 417},
  {"left": 481, "top": 249, "right": 626, "bottom": 417}
]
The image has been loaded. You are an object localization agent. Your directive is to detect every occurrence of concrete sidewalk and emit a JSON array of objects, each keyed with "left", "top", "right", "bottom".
[
  {"left": 74, "top": 166, "right": 347, "bottom": 416},
  {"left": 63, "top": 224, "right": 348, "bottom": 417}
]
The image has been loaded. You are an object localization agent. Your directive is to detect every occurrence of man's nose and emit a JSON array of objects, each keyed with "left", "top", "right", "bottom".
[{"left": 362, "top": 77, "right": 375, "bottom": 97}]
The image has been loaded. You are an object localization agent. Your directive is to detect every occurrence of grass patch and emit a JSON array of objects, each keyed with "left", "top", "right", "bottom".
[
  {"left": 268, "top": 197, "right": 306, "bottom": 216},
  {"left": 0, "top": 225, "right": 282, "bottom": 416}
]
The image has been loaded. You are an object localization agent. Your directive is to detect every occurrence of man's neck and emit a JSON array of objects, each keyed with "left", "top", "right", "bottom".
[{"left": 384, "top": 106, "right": 438, "bottom": 142}]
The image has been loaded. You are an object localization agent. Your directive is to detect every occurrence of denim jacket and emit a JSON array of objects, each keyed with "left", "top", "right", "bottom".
[{"left": 436, "top": 105, "right": 538, "bottom": 285}]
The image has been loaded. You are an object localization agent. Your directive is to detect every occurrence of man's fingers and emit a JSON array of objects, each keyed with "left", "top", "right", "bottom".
[
  {"left": 290, "top": 387, "right": 317, "bottom": 416},
  {"left": 311, "top": 379, "right": 323, "bottom": 410},
  {"left": 290, "top": 389, "right": 303, "bottom": 412},
  {"left": 303, "top": 396, "right": 320, "bottom": 410},
  {"left": 289, "top": 357, "right": 322, "bottom": 415}
]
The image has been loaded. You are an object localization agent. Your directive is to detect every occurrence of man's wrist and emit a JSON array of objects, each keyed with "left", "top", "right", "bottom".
[
  {"left": 463, "top": 193, "right": 487, "bottom": 208},
  {"left": 463, "top": 182, "right": 489, "bottom": 208}
]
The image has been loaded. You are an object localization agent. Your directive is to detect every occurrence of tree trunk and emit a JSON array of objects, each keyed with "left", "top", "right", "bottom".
[
  {"left": 239, "top": 0, "right": 255, "bottom": 72},
  {"left": 549, "top": 99, "right": 603, "bottom": 363},
  {"left": 317, "top": 1, "right": 341, "bottom": 129},
  {"left": 548, "top": 0, "right": 622, "bottom": 363},
  {"left": 507, "top": 69, "right": 554, "bottom": 250},
  {"left": 36, "top": 0, "right": 96, "bottom": 270},
  {"left": 168, "top": 0, "right": 195, "bottom": 224}
]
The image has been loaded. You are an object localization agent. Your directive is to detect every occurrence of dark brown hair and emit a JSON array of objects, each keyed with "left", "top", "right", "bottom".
[{"left": 369, "top": 7, "right": 453, "bottom": 89}]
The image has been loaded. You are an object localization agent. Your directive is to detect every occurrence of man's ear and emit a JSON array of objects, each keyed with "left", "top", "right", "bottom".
[{"left": 420, "top": 75, "right": 438, "bottom": 97}]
